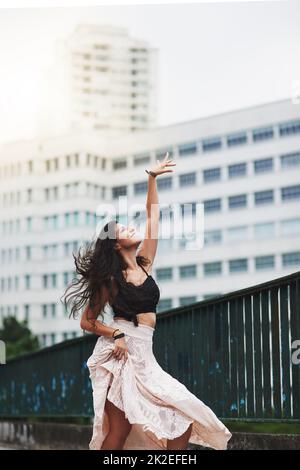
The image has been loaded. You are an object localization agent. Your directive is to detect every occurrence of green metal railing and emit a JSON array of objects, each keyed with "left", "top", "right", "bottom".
[{"left": 0, "top": 271, "right": 300, "bottom": 421}]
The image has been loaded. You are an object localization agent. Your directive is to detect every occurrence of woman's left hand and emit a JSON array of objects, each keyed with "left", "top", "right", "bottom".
[{"left": 149, "top": 152, "right": 176, "bottom": 176}]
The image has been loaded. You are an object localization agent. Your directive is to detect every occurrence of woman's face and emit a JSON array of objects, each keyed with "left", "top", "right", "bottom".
[{"left": 115, "top": 222, "right": 143, "bottom": 249}]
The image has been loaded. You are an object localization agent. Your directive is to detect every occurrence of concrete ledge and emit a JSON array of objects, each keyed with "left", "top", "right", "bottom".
[
  {"left": 0, "top": 421, "right": 300, "bottom": 450},
  {"left": 189, "top": 431, "right": 300, "bottom": 450},
  {"left": 0, "top": 421, "right": 92, "bottom": 450}
]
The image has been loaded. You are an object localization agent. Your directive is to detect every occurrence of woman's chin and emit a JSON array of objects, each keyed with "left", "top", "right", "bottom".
[
  {"left": 133, "top": 237, "right": 143, "bottom": 245},
  {"left": 132, "top": 231, "right": 143, "bottom": 242}
]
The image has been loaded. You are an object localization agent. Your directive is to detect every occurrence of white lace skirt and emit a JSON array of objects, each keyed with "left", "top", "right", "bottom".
[{"left": 86, "top": 318, "right": 232, "bottom": 450}]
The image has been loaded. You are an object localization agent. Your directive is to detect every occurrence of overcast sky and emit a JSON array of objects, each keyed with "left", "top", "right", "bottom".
[{"left": 0, "top": 0, "right": 299, "bottom": 145}]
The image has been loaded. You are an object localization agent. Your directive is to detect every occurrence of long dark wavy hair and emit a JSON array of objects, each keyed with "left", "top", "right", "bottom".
[{"left": 60, "top": 219, "right": 150, "bottom": 326}]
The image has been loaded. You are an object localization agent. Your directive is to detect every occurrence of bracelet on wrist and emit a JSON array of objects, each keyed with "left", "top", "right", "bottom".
[
  {"left": 145, "top": 169, "right": 157, "bottom": 178},
  {"left": 113, "top": 332, "right": 125, "bottom": 340}
]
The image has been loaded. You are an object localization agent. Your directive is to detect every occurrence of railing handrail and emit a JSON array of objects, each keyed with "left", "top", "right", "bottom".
[
  {"left": 2, "top": 331, "right": 97, "bottom": 365},
  {"left": 158, "top": 269, "right": 300, "bottom": 319}
]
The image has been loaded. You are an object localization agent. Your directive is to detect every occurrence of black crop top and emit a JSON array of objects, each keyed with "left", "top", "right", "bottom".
[{"left": 111, "top": 262, "right": 160, "bottom": 326}]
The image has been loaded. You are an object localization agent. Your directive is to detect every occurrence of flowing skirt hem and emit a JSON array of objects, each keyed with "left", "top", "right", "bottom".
[
  {"left": 87, "top": 322, "right": 232, "bottom": 451},
  {"left": 88, "top": 363, "right": 232, "bottom": 451}
]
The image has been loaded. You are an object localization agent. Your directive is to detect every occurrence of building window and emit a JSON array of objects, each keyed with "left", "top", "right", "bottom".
[
  {"left": 51, "top": 303, "right": 56, "bottom": 318},
  {"left": 281, "top": 185, "right": 300, "bottom": 201},
  {"left": 86, "top": 154, "right": 91, "bottom": 166},
  {"left": 26, "top": 216, "right": 32, "bottom": 232},
  {"left": 51, "top": 274, "right": 57, "bottom": 288},
  {"left": 158, "top": 238, "right": 175, "bottom": 252},
  {"left": 27, "top": 188, "right": 32, "bottom": 203},
  {"left": 227, "top": 226, "right": 248, "bottom": 242},
  {"left": 255, "top": 255, "right": 275, "bottom": 270},
  {"left": 227, "top": 131, "right": 247, "bottom": 147},
  {"left": 202, "top": 137, "right": 222, "bottom": 152},
  {"left": 113, "top": 159, "right": 127, "bottom": 170},
  {"left": 133, "top": 210, "right": 147, "bottom": 222},
  {"left": 43, "top": 273, "right": 57, "bottom": 289},
  {"left": 254, "top": 157, "right": 273, "bottom": 174},
  {"left": 228, "top": 194, "right": 247, "bottom": 209},
  {"left": 42, "top": 305, "right": 47, "bottom": 318},
  {"left": 157, "top": 177, "right": 172, "bottom": 191},
  {"left": 252, "top": 126, "right": 274, "bottom": 142},
  {"left": 112, "top": 186, "right": 127, "bottom": 199},
  {"left": 28, "top": 160, "right": 33, "bottom": 173},
  {"left": 64, "top": 213, "right": 71, "bottom": 227},
  {"left": 66, "top": 155, "right": 72, "bottom": 168},
  {"left": 25, "top": 246, "right": 31, "bottom": 261},
  {"left": 73, "top": 211, "right": 79, "bottom": 226},
  {"left": 282, "top": 252, "right": 300, "bottom": 267},
  {"left": 204, "top": 198, "right": 221, "bottom": 213},
  {"left": 133, "top": 154, "right": 151, "bottom": 166},
  {"left": 156, "top": 148, "right": 173, "bottom": 160},
  {"left": 179, "top": 172, "right": 196, "bottom": 187},
  {"left": 204, "top": 262, "right": 222, "bottom": 276},
  {"left": 229, "top": 258, "right": 248, "bottom": 272},
  {"left": 24, "top": 274, "right": 31, "bottom": 289},
  {"left": 179, "top": 264, "right": 197, "bottom": 279},
  {"left": 254, "top": 222, "right": 275, "bottom": 239},
  {"left": 157, "top": 298, "right": 173, "bottom": 312},
  {"left": 228, "top": 163, "right": 247, "bottom": 178},
  {"left": 281, "top": 152, "right": 300, "bottom": 169},
  {"left": 24, "top": 304, "right": 30, "bottom": 322},
  {"left": 156, "top": 267, "right": 173, "bottom": 281},
  {"left": 63, "top": 272, "right": 69, "bottom": 286},
  {"left": 178, "top": 142, "right": 197, "bottom": 157},
  {"left": 254, "top": 189, "right": 274, "bottom": 205},
  {"left": 279, "top": 119, "right": 300, "bottom": 137},
  {"left": 179, "top": 296, "right": 197, "bottom": 306},
  {"left": 134, "top": 181, "right": 148, "bottom": 195},
  {"left": 75, "top": 154, "right": 80, "bottom": 166},
  {"left": 204, "top": 229, "right": 222, "bottom": 245},
  {"left": 85, "top": 211, "right": 93, "bottom": 226},
  {"left": 203, "top": 167, "right": 221, "bottom": 183},
  {"left": 180, "top": 202, "right": 197, "bottom": 217},
  {"left": 160, "top": 206, "right": 173, "bottom": 222},
  {"left": 280, "top": 218, "right": 300, "bottom": 236}
]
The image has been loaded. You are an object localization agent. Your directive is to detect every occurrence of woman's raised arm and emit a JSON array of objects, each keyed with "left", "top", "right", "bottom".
[{"left": 138, "top": 152, "right": 176, "bottom": 268}]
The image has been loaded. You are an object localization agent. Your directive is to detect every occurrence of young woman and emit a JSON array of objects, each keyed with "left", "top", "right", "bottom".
[{"left": 62, "top": 153, "right": 232, "bottom": 451}]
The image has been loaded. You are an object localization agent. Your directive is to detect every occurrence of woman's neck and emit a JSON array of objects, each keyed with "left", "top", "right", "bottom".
[{"left": 120, "top": 248, "right": 139, "bottom": 271}]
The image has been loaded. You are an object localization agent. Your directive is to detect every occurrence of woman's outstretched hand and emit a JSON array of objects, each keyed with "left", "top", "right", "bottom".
[{"left": 149, "top": 152, "right": 176, "bottom": 176}]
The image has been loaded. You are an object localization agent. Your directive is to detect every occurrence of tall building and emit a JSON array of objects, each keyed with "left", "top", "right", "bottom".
[
  {"left": 1, "top": 98, "right": 300, "bottom": 346},
  {"left": 38, "top": 24, "right": 158, "bottom": 138}
]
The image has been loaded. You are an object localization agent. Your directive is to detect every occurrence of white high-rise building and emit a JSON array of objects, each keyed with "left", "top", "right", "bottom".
[
  {"left": 1, "top": 98, "right": 300, "bottom": 347},
  {"left": 38, "top": 24, "right": 158, "bottom": 138}
]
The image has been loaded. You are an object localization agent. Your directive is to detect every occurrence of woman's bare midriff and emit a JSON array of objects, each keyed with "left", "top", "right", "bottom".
[{"left": 114, "top": 312, "right": 156, "bottom": 329}]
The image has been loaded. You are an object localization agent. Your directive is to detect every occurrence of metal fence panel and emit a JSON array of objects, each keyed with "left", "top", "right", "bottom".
[{"left": 1, "top": 271, "right": 300, "bottom": 421}]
